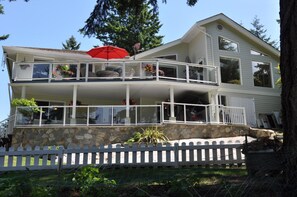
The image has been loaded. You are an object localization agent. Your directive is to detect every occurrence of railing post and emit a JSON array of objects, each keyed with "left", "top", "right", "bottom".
[
  {"left": 39, "top": 107, "right": 43, "bottom": 126},
  {"left": 111, "top": 106, "right": 114, "bottom": 126},
  {"left": 243, "top": 107, "right": 247, "bottom": 125},
  {"left": 63, "top": 106, "right": 66, "bottom": 126},
  {"left": 156, "top": 61, "right": 159, "bottom": 81},
  {"left": 122, "top": 61, "right": 126, "bottom": 81},
  {"left": 87, "top": 106, "right": 90, "bottom": 126},
  {"left": 135, "top": 106, "right": 138, "bottom": 125},
  {"left": 183, "top": 104, "right": 186, "bottom": 123},
  {"left": 186, "top": 64, "right": 190, "bottom": 83},
  {"left": 205, "top": 106, "right": 208, "bottom": 123},
  {"left": 49, "top": 63, "right": 53, "bottom": 83}
]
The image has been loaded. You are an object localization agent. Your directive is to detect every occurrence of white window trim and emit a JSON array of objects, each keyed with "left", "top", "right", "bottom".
[
  {"left": 218, "top": 35, "right": 240, "bottom": 53},
  {"left": 251, "top": 60, "right": 273, "bottom": 88},
  {"left": 154, "top": 54, "right": 178, "bottom": 61},
  {"left": 250, "top": 49, "right": 268, "bottom": 57}
]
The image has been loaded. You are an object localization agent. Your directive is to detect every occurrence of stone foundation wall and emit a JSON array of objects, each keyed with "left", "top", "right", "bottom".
[{"left": 11, "top": 124, "right": 253, "bottom": 148}]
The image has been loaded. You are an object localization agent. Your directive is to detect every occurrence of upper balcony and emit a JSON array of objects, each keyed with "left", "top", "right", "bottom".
[{"left": 12, "top": 59, "right": 218, "bottom": 85}]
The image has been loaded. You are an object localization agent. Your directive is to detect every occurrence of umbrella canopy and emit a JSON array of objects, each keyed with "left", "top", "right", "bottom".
[{"left": 87, "top": 45, "right": 129, "bottom": 60}]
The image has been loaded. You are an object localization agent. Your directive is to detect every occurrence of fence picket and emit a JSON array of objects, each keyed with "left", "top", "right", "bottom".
[
  {"left": 16, "top": 146, "right": 23, "bottom": 167},
  {"left": 116, "top": 144, "right": 121, "bottom": 165},
  {"left": 157, "top": 143, "right": 162, "bottom": 164},
  {"left": 34, "top": 146, "right": 40, "bottom": 167},
  {"left": 181, "top": 142, "right": 186, "bottom": 165},
  {"left": 99, "top": 145, "right": 104, "bottom": 165},
  {"left": 204, "top": 141, "right": 210, "bottom": 165},
  {"left": 25, "top": 146, "right": 32, "bottom": 166},
  {"left": 83, "top": 146, "right": 89, "bottom": 165},
  {"left": 197, "top": 142, "right": 202, "bottom": 164},
  {"left": 124, "top": 144, "right": 129, "bottom": 165},
  {"left": 189, "top": 142, "right": 194, "bottom": 164},
  {"left": 212, "top": 141, "right": 218, "bottom": 165},
  {"left": 0, "top": 147, "right": 5, "bottom": 167},
  {"left": 220, "top": 141, "right": 226, "bottom": 167},
  {"left": 107, "top": 145, "right": 112, "bottom": 165}
]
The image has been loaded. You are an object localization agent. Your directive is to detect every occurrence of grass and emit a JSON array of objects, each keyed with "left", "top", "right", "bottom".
[
  {"left": 0, "top": 167, "right": 282, "bottom": 196},
  {"left": 3, "top": 156, "right": 52, "bottom": 167}
]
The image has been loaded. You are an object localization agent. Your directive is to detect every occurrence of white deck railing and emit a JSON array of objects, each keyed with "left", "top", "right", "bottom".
[
  {"left": 0, "top": 140, "right": 245, "bottom": 171},
  {"left": 14, "top": 103, "right": 246, "bottom": 127},
  {"left": 13, "top": 60, "right": 218, "bottom": 85}
]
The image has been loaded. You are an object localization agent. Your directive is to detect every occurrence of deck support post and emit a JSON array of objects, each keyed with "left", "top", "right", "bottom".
[
  {"left": 21, "top": 86, "right": 26, "bottom": 98},
  {"left": 169, "top": 86, "right": 176, "bottom": 122},
  {"left": 71, "top": 85, "right": 77, "bottom": 124},
  {"left": 125, "top": 85, "right": 131, "bottom": 125}
]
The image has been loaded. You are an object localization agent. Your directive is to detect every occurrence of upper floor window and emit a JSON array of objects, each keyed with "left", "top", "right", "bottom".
[
  {"left": 155, "top": 55, "right": 177, "bottom": 60},
  {"left": 218, "top": 36, "right": 239, "bottom": 52},
  {"left": 220, "top": 57, "right": 241, "bottom": 85},
  {"left": 250, "top": 49, "right": 267, "bottom": 56},
  {"left": 252, "top": 61, "right": 272, "bottom": 88}
]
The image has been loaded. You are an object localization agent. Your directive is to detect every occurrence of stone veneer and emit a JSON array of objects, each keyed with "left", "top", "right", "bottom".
[{"left": 11, "top": 124, "right": 274, "bottom": 148}]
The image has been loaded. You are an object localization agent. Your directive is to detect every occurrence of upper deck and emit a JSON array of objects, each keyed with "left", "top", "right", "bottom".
[{"left": 11, "top": 59, "right": 218, "bottom": 85}]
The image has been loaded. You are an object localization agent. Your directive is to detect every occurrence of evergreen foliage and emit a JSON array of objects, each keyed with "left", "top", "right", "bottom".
[
  {"left": 62, "top": 35, "right": 81, "bottom": 50},
  {"left": 250, "top": 16, "right": 279, "bottom": 49},
  {"left": 80, "top": 1, "right": 163, "bottom": 55}
]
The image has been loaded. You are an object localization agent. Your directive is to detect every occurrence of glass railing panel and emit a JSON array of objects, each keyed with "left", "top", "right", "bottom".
[
  {"left": 113, "top": 106, "right": 126, "bottom": 125},
  {"left": 136, "top": 106, "right": 160, "bottom": 124},
  {"left": 124, "top": 62, "right": 143, "bottom": 79},
  {"left": 185, "top": 105, "right": 207, "bottom": 123},
  {"left": 52, "top": 64, "right": 77, "bottom": 80},
  {"left": 41, "top": 106, "right": 64, "bottom": 125},
  {"left": 89, "top": 106, "right": 113, "bottom": 125},
  {"left": 158, "top": 62, "right": 183, "bottom": 81},
  {"left": 15, "top": 107, "right": 36, "bottom": 126}
]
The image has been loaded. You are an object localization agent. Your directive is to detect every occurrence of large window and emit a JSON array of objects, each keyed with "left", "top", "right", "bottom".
[
  {"left": 220, "top": 57, "right": 240, "bottom": 84},
  {"left": 218, "top": 36, "right": 239, "bottom": 52},
  {"left": 252, "top": 61, "right": 272, "bottom": 87}
]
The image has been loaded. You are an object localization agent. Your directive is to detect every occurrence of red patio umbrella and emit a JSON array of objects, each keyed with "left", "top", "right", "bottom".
[{"left": 87, "top": 45, "right": 129, "bottom": 60}]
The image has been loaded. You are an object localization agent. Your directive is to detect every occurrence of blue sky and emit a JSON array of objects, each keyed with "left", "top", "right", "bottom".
[{"left": 0, "top": 0, "right": 279, "bottom": 121}]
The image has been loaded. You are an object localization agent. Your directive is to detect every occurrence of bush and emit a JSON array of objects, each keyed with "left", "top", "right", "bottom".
[
  {"left": 126, "top": 127, "right": 169, "bottom": 146},
  {"left": 72, "top": 165, "right": 117, "bottom": 196}
]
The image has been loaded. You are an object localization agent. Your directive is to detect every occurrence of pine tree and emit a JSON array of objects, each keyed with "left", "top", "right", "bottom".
[
  {"left": 0, "top": 4, "right": 9, "bottom": 41},
  {"left": 80, "top": 1, "right": 163, "bottom": 55},
  {"left": 250, "top": 16, "right": 278, "bottom": 49},
  {"left": 62, "top": 35, "right": 81, "bottom": 50}
]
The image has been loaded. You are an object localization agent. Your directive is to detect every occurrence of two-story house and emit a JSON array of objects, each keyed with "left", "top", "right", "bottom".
[{"left": 2, "top": 13, "right": 280, "bottom": 147}]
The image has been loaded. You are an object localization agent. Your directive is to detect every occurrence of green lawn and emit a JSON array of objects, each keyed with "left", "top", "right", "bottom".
[
  {"left": 0, "top": 167, "right": 249, "bottom": 196},
  {"left": 2, "top": 156, "right": 52, "bottom": 167}
]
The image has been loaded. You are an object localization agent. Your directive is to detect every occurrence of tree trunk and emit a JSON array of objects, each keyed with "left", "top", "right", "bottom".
[{"left": 280, "top": 0, "right": 297, "bottom": 194}]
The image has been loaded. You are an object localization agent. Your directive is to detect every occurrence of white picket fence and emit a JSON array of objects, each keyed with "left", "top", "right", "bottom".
[{"left": 0, "top": 140, "right": 245, "bottom": 171}]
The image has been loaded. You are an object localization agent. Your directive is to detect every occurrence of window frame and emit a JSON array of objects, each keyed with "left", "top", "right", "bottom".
[
  {"left": 219, "top": 56, "right": 242, "bottom": 85},
  {"left": 218, "top": 36, "right": 240, "bottom": 53},
  {"left": 251, "top": 60, "right": 273, "bottom": 88}
]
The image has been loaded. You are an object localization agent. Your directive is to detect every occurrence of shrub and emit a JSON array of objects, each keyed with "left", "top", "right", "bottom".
[
  {"left": 72, "top": 165, "right": 117, "bottom": 196},
  {"left": 11, "top": 98, "right": 41, "bottom": 116},
  {"left": 126, "top": 127, "right": 169, "bottom": 146}
]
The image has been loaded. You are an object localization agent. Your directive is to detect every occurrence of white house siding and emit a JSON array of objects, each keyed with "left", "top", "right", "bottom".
[
  {"left": 188, "top": 32, "right": 207, "bottom": 64},
  {"left": 201, "top": 20, "right": 280, "bottom": 125},
  {"left": 218, "top": 92, "right": 281, "bottom": 127},
  {"left": 203, "top": 21, "right": 280, "bottom": 93}
]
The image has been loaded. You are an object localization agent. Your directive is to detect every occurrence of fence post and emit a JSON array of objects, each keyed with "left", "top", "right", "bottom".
[
  {"left": 174, "top": 143, "right": 179, "bottom": 168},
  {"left": 57, "top": 146, "right": 64, "bottom": 172}
]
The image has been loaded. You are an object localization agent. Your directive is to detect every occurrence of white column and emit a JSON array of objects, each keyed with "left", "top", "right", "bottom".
[
  {"left": 169, "top": 86, "right": 176, "bottom": 122},
  {"left": 71, "top": 85, "right": 78, "bottom": 123},
  {"left": 21, "top": 86, "right": 26, "bottom": 98},
  {"left": 125, "top": 85, "right": 131, "bottom": 124}
]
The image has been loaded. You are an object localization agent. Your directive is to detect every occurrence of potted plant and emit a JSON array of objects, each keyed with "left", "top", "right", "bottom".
[
  {"left": 12, "top": 98, "right": 41, "bottom": 124},
  {"left": 53, "top": 64, "right": 74, "bottom": 79}
]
